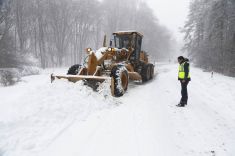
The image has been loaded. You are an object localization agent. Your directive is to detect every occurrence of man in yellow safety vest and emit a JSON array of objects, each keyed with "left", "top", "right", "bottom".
[{"left": 177, "top": 56, "right": 191, "bottom": 107}]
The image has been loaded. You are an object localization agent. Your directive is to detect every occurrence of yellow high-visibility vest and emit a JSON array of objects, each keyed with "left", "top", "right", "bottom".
[{"left": 178, "top": 62, "right": 190, "bottom": 79}]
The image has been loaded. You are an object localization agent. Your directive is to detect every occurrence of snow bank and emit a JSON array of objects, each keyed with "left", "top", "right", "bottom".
[
  {"left": 0, "top": 72, "right": 119, "bottom": 156},
  {"left": 0, "top": 66, "right": 40, "bottom": 86}
]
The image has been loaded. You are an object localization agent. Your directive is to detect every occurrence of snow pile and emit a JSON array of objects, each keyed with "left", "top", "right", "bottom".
[
  {"left": 97, "top": 79, "right": 113, "bottom": 98},
  {"left": 0, "top": 68, "right": 20, "bottom": 86},
  {"left": 0, "top": 66, "right": 40, "bottom": 86},
  {"left": 18, "top": 66, "right": 40, "bottom": 77},
  {"left": 0, "top": 73, "right": 119, "bottom": 156}
]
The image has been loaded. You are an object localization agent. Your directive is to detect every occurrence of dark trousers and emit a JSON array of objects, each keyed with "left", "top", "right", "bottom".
[{"left": 180, "top": 80, "right": 189, "bottom": 104}]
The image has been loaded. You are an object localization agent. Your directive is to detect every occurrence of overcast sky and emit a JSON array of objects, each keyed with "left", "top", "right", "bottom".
[{"left": 146, "top": 0, "right": 190, "bottom": 42}]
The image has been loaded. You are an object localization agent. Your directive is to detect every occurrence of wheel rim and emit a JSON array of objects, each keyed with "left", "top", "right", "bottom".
[{"left": 121, "top": 72, "right": 128, "bottom": 90}]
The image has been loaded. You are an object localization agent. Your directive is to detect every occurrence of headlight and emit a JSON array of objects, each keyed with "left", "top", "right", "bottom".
[
  {"left": 108, "top": 47, "right": 115, "bottom": 52},
  {"left": 86, "top": 48, "right": 92, "bottom": 53}
]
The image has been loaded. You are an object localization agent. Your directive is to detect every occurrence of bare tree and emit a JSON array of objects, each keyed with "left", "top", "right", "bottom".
[{"left": 1, "top": 0, "right": 174, "bottom": 70}]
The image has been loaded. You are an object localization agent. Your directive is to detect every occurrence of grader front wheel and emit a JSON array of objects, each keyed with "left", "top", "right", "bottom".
[{"left": 111, "top": 65, "right": 129, "bottom": 97}]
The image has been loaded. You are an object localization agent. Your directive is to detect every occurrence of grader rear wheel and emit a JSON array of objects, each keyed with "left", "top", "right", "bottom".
[
  {"left": 149, "top": 64, "right": 154, "bottom": 79},
  {"left": 141, "top": 64, "right": 151, "bottom": 82}
]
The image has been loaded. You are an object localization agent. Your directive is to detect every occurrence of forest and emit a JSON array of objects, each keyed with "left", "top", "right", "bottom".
[
  {"left": 0, "top": 0, "right": 173, "bottom": 70},
  {"left": 183, "top": 0, "right": 235, "bottom": 76}
]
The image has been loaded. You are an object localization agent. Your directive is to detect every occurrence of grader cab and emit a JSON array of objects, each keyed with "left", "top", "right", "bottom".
[{"left": 51, "top": 31, "right": 154, "bottom": 97}]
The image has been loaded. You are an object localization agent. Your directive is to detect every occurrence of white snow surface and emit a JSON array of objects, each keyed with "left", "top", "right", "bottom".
[
  {"left": 0, "top": 63, "right": 235, "bottom": 156},
  {"left": 95, "top": 47, "right": 108, "bottom": 59}
]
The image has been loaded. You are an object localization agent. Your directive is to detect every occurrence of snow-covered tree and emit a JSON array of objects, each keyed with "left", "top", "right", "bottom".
[{"left": 183, "top": 0, "right": 235, "bottom": 76}]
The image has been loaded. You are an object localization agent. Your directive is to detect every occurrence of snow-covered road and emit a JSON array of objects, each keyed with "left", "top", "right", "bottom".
[{"left": 1, "top": 63, "right": 235, "bottom": 156}]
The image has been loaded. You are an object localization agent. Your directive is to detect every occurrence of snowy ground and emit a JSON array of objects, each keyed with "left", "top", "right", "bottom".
[{"left": 0, "top": 63, "right": 235, "bottom": 156}]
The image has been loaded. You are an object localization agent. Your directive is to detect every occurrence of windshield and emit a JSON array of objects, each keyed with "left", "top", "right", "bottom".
[{"left": 114, "top": 35, "right": 131, "bottom": 49}]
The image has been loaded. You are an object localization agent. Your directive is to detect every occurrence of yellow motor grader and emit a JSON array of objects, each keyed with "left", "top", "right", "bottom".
[{"left": 51, "top": 31, "right": 154, "bottom": 97}]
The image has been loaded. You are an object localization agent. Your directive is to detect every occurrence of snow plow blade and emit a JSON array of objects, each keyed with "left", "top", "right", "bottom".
[{"left": 50, "top": 74, "right": 115, "bottom": 96}]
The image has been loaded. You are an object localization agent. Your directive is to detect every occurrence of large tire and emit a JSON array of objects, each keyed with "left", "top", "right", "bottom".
[
  {"left": 149, "top": 64, "right": 154, "bottom": 79},
  {"left": 67, "top": 64, "right": 82, "bottom": 75},
  {"left": 111, "top": 65, "right": 129, "bottom": 97},
  {"left": 141, "top": 64, "right": 151, "bottom": 82}
]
